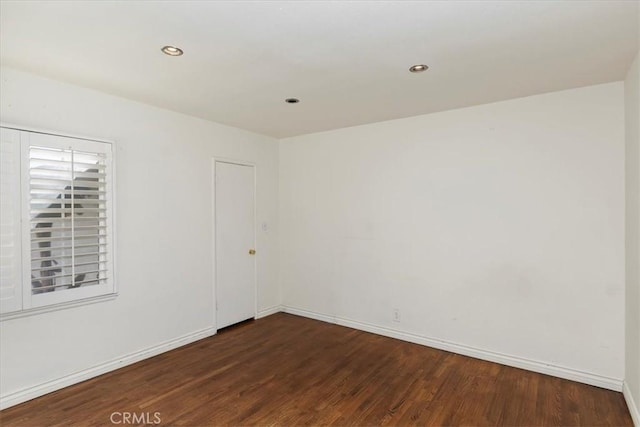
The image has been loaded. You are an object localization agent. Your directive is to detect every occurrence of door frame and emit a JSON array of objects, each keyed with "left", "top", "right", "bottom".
[{"left": 211, "top": 157, "right": 258, "bottom": 331}]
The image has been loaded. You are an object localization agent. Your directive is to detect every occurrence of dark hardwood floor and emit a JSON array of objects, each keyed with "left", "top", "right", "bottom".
[{"left": 0, "top": 313, "right": 632, "bottom": 426}]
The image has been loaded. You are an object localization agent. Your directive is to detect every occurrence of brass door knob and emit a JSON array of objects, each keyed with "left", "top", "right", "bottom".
[{"left": 249, "top": 249, "right": 256, "bottom": 255}]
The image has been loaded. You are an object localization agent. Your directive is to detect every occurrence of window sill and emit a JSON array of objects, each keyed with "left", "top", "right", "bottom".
[{"left": 0, "top": 293, "right": 118, "bottom": 321}]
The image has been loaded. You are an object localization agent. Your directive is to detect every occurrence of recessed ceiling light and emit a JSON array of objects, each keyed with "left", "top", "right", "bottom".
[
  {"left": 285, "top": 98, "right": 300, "bottom": 104},
  {"left": 409, "top": 64, "right": 429, "bottom": 73},
  {"left": 161, "top": 46, "right": 183, "bottom": 56}
]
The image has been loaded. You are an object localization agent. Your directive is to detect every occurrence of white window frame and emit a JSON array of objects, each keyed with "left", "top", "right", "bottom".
[{"left": 0, "top": 125, "right": 117, "bottom": 319}]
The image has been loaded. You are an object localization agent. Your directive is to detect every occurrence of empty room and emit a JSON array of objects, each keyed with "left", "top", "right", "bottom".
[{"left": 0, "top": 1, "right": 639, "bottom": 426}]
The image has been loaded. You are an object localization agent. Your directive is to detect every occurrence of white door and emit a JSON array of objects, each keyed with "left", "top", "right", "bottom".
[{"left": 215, "top": 161, "right": 256, "bottom": 329}]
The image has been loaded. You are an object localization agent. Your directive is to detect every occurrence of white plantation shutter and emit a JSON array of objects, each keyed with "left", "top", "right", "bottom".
[
  {"left": 24, "top": 132, "right": 115, "bottom": 309},
  {"left": 0, "top": 128, "right": 23, "bottom": 314},
  {"left": 0, "top": 128, "right": 115, "bottom": 315}
]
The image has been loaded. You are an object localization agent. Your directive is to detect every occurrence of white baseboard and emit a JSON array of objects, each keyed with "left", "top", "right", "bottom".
[
  {"left": 624, "top": 381, "right": 640, "bottom": 426},
  {"left": 282, "top": 305, "right": 623, "bottom": 392},
  {"left": 256, "top": 305, "right": 282, "bottom": 319},
  {"left": 0, "top": 326, "right": 217, "bottom": 410}
]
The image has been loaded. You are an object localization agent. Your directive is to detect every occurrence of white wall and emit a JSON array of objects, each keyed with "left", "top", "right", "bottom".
[
  {"left": 625, "top": 50, "right": 640, "bottom": 424},
  {"left": 280, "top": 83, "right": 626, "bottom": 387},
  {"left": 0, "top": 67, "right": 280, "bottom": 407}
]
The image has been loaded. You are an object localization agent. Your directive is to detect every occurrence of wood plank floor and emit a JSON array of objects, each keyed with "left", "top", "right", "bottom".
[{"left": 0, "top": 313, "right": 632, "bottom": 426}]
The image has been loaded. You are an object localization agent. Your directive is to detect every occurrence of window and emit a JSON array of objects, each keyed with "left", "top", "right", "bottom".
[{"left": 0, "top": 127, "right": 115, "bottom": 315}]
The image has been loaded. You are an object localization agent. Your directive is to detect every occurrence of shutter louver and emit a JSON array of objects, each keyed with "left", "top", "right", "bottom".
[{"left": 29, "top": 146, "right": 109, "bottom": 295}]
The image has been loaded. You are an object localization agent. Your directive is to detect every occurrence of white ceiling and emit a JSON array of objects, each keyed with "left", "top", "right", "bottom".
[{"left": 1, "top": 1, "right": 638, "bottom": 138}]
